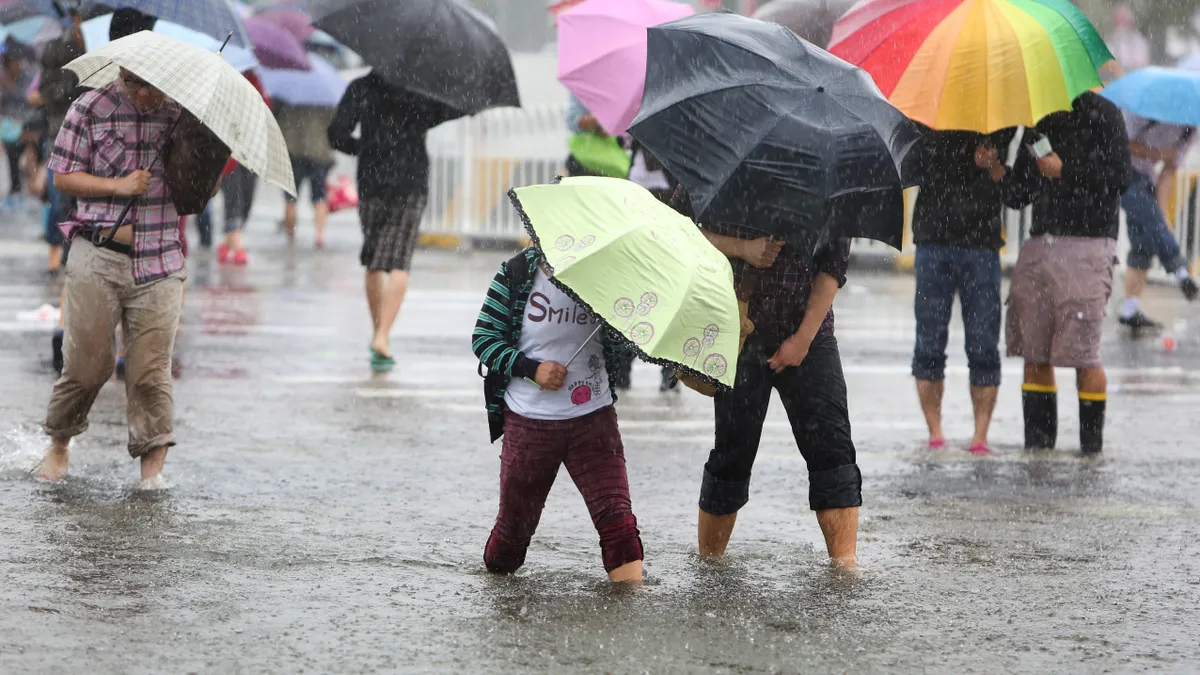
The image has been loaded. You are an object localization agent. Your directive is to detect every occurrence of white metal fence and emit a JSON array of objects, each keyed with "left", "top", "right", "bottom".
[{"left": 421, "top": 104, "right": 1200, "bottom": 278}]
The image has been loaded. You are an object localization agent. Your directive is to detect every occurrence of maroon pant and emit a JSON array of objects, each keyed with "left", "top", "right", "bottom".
[{"left": 485, "top": 406, "right": 643, "bottom": 574}]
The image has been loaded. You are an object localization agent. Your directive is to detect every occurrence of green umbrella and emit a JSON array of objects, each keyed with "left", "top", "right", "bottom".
[{"left": 509, "top": 176, "right": 740, "bottom": 390}]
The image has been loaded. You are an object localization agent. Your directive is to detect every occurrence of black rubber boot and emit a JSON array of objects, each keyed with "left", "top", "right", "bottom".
[
  {"left": 1079, "top": 395, "right": 1106, "bottom": 455},
  {"left": 1022, "top": 387, "right": 1058, "bottom": 450}
]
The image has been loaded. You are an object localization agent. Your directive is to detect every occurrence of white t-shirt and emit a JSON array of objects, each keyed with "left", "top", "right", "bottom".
[{"left": 504, "top": 270, "right": 613, "bottom": 420}]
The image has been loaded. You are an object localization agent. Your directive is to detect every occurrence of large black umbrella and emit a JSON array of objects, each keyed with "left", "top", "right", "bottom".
[
  {"left": 752, "top": 0, "right": 858, "bottom": 49},
  {"left": 629, "top": 12, "right": 921, "bottom": 257},
  {"left": 311, "top": 0, "right": 520, "bottom": 116}
]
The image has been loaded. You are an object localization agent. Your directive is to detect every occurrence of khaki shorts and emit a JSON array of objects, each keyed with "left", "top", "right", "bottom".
[{"left": 1005, "top": 235, "right": 1115, "bottom": 369}]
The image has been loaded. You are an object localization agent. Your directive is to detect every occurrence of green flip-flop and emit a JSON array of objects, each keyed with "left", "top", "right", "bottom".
[{"left": 369, "top": 346, "right": 395, "bottom": 373}]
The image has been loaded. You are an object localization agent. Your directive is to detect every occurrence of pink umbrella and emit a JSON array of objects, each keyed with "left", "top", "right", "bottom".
[
  {"left": 557, "top": 0, "right": 694, "bottom": 135},
  {"left": 255, "top": 7, "right": 315, "bottom": 43}
]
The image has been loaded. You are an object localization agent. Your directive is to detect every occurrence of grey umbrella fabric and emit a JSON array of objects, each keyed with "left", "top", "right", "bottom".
[
  {"left": 630, "top": 12, "right": 921, "bottom": 256},
  {"left": 752, "top": 0, "right": 858, "bottom": 48},
  {"left": 311, "top": 0, "right": 519, "bottom": 116}
]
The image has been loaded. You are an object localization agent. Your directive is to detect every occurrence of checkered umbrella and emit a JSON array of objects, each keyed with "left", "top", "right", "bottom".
[
  {"left": 97, "top": 0, "right": 252, "bottom": 48},
  {"left": 64, "top": 31, "right": 295, "bottom": 195}
]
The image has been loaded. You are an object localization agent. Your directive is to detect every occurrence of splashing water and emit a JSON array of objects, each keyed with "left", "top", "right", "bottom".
[{"left": 0, "top": 424, "right": 46, "bottom": 479}]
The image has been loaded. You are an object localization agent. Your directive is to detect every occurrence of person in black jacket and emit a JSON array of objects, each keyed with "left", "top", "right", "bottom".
[
  {"left": 328, "top": 73, "right": 458, "bottom": 372},
  {"left": 1005, "top": 92, "right": 1133, "bottom": 455},
  {"left": 911, "top": 128, "right": 1023, "bottom": 456}
]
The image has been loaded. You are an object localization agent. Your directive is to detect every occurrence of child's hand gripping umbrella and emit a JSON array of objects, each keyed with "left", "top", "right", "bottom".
[{"left": 510, "top": 176, "right": 741, "bottom": 392}]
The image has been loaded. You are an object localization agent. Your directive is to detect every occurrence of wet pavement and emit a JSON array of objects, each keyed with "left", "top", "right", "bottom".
[{"left": 2, "top": 206, "right": 1199, "bottom": 673}]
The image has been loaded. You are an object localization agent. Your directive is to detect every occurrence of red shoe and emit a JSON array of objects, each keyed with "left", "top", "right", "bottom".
[
  {"left": 217, "top": 244, "right": 232, "bottom": 264},
  {"left": 968, "top": 442, "right": 994, "bottom": 457},
  {"left": 928, "top": 437, "right": 947, "bottom": 450},
  {"left": 233, "top": 249, "right": 249, "bottom": 265}
]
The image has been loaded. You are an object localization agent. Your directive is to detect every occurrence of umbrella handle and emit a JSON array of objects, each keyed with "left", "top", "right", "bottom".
[
  {"left": 564, "top": 323, "right": 604, "bottom": 368},
  {"left": 92, "top": 114, "right": 184, "bottom": 246}
]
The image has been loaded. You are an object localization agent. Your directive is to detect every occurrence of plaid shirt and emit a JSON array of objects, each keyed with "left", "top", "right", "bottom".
[
  {"left": 48, "top": 81, "right": 183, "bottom": 285},
  {"left": 703, "top": 221, "right": 850, "bottom": 350}
]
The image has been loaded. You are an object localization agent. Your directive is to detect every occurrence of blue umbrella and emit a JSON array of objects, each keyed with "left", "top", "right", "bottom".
[
  {"left": 259, "top": 52, "right": 344, "bottom": 106},
  {"left": 98, "top": 0, "right": 251, "bottom": 48},
  {"left": 1101, "top": 67, "right": 1200, "bottom": 127},
  {"left": 82, "top": 12, "right": 259, "bottom": 73}
]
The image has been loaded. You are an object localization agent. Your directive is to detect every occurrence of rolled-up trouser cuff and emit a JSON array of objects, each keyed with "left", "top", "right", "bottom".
[
  {"left": 809, "top": 464, "right": 863, "bottom": 511},
  {"left": 968, "top": 367, "right": 1002, "bottom": 388},
  {"left": 911, "top": 360, "right": 945, "bottom": 382},
  {"left": 128, "top": 434, "right": 175, "bottom": 459},
  {"left": 1126, "top": 250, "right": 1153, "bottom": 271},
  {"left": 43, "top": 420, "right": 88, "bottom": 442},
  {"left": 699, "top": 467, "right": 750, "bottom": 516}
]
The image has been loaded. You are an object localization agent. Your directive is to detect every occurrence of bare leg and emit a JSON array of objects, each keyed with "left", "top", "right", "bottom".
[
  {"left": 1025, "top": 362, "right": 1056, "bottom": 387},
  {"left": 1077, "top": 367, "right": 1107, "bottom": 396},
  {"left": 816, "top": 506, "right": 859, "bottom": 568},
  {"left": 314, "top": 200, "right": 329, "bottom": 248},
  {"left": 48, "top": 244, "right": 62, "bottom": 272},
  {"left": 915, "top": 379, "right": 945, "bottom": 443},
  {"left": 139, "top": 446, "right": 168, "bottom": 482},
  {"left": 969, "top": 385, "right": 999, "bottom": 447},
  {"left": 36, "top": 437, "right": 70, "bottom": 481},
  {"left": 371, "top": 270, "right": 409, "bottom": 359},
  {"left": 1124, "top": 267, "right": 1148, "bottom": 302},
  {"left": 223, "top": 228, "right": 244, "bottom": 252},
  {"left": 283, "top": 202, "right": 297, "bottom": 240},
  {"left": 365, "top": 270, "right": 384, "bottom": 337},
  {"left": 607, "top": 560, "right": 643, "bottom": 583},
  {"left": 698, "top": 509, "right": 737, "bottom": 558}
]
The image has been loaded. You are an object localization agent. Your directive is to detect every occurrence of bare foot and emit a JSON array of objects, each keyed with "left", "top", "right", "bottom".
[
  {"left": 35, "top": 443, "right": 70, "bottom": 481},
  {"left": 139, "top": 446, "right": 168, "bottom": 482},
  {"left": 370, "top": 337, "right": 392, "bottom": 360}
]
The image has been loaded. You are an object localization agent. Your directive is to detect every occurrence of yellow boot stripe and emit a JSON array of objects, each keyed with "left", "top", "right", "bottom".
[
  {"left": 1079, "top": 392, "right": 1108, "bottom": 402},
  {"left": 1022, "top": 383, "right": 1058, "bottom": 394}
]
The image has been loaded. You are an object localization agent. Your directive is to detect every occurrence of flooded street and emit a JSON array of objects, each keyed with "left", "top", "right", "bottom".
[{"left": 2, "top": 213, "right": 1199, "bottom": 673}]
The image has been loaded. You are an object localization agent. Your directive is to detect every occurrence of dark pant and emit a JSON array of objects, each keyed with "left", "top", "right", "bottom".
[
  {"left": 222, "top": 165, "right": 257, "bottom": 233},
  {"left": 5, "top": 142, "right": 21, "bottom": 195},
  {"left": 285, "top": 157, "right": 332, "bottom": 204},
  {"left": 485, "top": 406, "right": 643, "bottom": 574},
  {"left": 44, "top": 167, "right": 67, "bottom": 247},
  {"left": 701, "top": 332, "right": 862, "bottom": 515},
  {"left": 912, "top": 243, "right": 1002, "bottom": 387},
  {"left": 1122, "top": 171, "right": 1187, "bottom": 273}
]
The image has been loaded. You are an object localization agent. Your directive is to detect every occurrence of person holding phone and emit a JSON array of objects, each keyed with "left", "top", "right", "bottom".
[
  {"left": 1115, "top": 112, "right": 1198, "bottom": 332},
  {"left": 911, "top": 127, "right": 1025, "bottom": 456},
  {"left": 1005, "top": 92, "right": 1133, "bottom": 456}
]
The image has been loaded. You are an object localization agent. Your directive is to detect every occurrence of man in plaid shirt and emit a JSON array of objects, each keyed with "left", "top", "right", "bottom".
[
  {"left": 37, "top": 68, "right": 186, "bottom": 486},
  {"left": 695, "top": 219, "right": 863, "bottom": 569}
]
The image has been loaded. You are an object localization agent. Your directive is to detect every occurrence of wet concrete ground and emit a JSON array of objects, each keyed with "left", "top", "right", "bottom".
[{"left": 2, "top": 206, "right": 1199, "bottom": 673}]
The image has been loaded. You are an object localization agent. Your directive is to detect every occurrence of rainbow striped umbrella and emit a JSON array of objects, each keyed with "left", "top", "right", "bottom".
[{"left": 829, "top": 0, "right": 1113, "bottom": 133}]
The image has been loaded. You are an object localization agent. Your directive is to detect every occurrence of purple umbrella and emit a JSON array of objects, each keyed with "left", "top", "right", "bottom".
[
  {"left": 255, "top": 6, "right": 314, "bottom": 43},
  {"left": 245, "top": 16, "right": 309, "bottom": 71},
  {"left": 752, "top": 0, "right": 858, "bottom": 49}
]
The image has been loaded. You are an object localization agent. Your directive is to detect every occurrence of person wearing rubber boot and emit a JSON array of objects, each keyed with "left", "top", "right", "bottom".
[{"left": 1006, "top": 92, "right": 1132, "bottom": 456}]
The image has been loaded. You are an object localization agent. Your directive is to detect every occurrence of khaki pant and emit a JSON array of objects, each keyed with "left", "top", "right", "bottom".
[{"left": 44, "top": 239, "right": 185, "bottom": 458}]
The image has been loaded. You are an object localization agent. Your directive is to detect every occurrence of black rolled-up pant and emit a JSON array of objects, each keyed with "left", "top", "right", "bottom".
[{"left": 700, "top": 331, "right": 862, "bottom": 515}]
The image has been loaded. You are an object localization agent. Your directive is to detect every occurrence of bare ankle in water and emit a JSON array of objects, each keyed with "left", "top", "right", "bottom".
[{"left": 36, "top": 439, "right": 70, "bottom": 481}]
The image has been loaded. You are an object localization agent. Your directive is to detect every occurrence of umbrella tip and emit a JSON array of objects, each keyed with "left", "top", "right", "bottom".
[{"left": 817, "top": 86, "right": 825, "bottom": 93}]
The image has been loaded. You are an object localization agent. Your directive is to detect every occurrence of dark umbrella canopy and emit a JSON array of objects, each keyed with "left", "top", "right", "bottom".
[
  {"left": 752, "top": 0, "right": 858, "bottom": 49},
  {"left": 311, "top": 0, "right": 519, "bottom": 116},
  {"left": 630, "top": 12, "right": 921, "bottom": 255}
]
